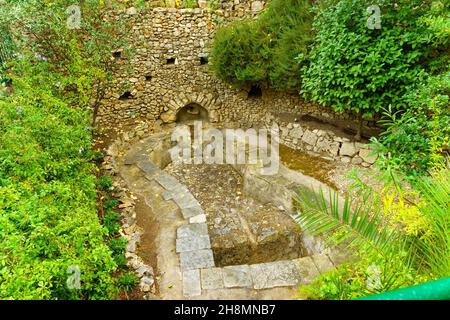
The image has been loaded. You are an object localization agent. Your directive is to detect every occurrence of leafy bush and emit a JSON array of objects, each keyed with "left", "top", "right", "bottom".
[
  {"left": 0, "top": 0, "right": 130, "bottom": 125},
  {"left": 109, "top": 237, "right": 128, "bottom": 268},
  {"left": 301, "top": 0, "right": 447, "bottom": 138},
  {"left": 295, "top": 164, "right": 450, "bottom": 299},
  {"left": 117, "top": 271, "right": 139, "bottom": 291},
  {"left": 98, "top": 176, "right": 114, "bottom": 192},
  {"left": 0, "top": 0, "right": 132, "bottom": 299},
  {"left": 103, "top": 210, "right": 122, "bottom": 236},
  {"left": 0, "top": 92, "right": 118, "bottom": 300},
  {"left": 210, "top": 0, "right": 313, "bottom": 91},
  {"left": 371, "top": 72, "right": 450, "bottom": 179}
]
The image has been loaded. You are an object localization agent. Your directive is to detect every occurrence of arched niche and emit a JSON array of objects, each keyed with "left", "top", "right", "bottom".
[{"left": 176, "top": 103, "right": 209, "bottom": 123}]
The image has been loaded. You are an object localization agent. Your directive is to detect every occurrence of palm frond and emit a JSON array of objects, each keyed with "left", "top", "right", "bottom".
[
  {"left": 413, "top": 169, "right": 450, "bottom": 278},
  {"left": 294, "top": 186, "right": 403, "bottom": 260}
]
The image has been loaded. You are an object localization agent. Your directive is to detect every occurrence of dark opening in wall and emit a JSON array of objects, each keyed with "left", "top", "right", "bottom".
[
  {"left": 119, "top": 91, "right": 132, "bottom": 101},
  {"left": 167, "top": 57, "right": 176, "bottom": 65},
  {"left": 248, "top": 85, "right": 262, "bottom": 98},
  {"left": 176, "top": 103, "right": 209, "bottom": 123},
  {"left": 145, "top": 75, "right": 152, "bottom": 81},
  {"left": 200, "top": 56, "right": 209, "bottom": 65},
  {"left": 113, "top": 51, "right": 122, "bottom": 59}
]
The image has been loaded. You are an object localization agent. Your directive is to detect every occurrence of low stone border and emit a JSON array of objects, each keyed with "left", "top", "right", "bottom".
[
  {"left": 273, "top": 120, "right": 378, "bottom": 167},
  {"left": 120, "top": 133, "right": 345, "bottom": 298},
  {"left": 101, "top": 122, "right": 158, "bottom": 299}
]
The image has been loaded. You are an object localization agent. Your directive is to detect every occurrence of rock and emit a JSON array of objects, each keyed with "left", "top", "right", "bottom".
[
  {"left": 341, "top": 156, "right": 352, "bottom": 163},
  {"left": 140, "top": 276, "right": 154, "bottom": 292},
  {"left": 340, "top": 142, "right": 358, "bottom": 157},
  {"left": 302, "top": 130, "right": 318, "bottom": 146},
  {"left": 290, "top": 127, "right": 304, "bottom": 139},
  {"left": 198, "top": 0, "right": 208, "bottom": 9},
  {"left": 249, "top": 260, "right": 300, "bottom": 289},
  {"left": 177, "top": 223, "right": 209, "bottom": 238},
  {"left": 190, "top": 214, "right": 207, "bottom": 223},
  {"left": 201, "top": 268, "right": 224, "bottom": 290},
  {"left": 311, "top": 254, "right": 335, "bottom": 273},
  {"left": 351, "top": 156, "right": 363, "bottom": 165},
  {"left": 119, "top": 200, "right": 134, "bottom": 209},
  {"left": 293, "top": 256, "right": 320, "bottom": 284},
  {"left": 180, "top": 249, "right": 215, "bottom": 271},
  {"left": 176, "top": 235, "right": 211, "bottom": 252},
  {"left": 251, "top": 1, "right": 265, "bottom": 12},
  {"left": 160, "top": 112, "right": 176, "bottom": 124},
  {"left": 126, "top": 7, "right": 137, "bottom": 15},
  {"left": 183, "top": 269, "right": 201, "bottom": 297},
  {"left": 181, "top": 206, "right": 204, "bottom": 219},
  {"left": 222, "top": 265, "right": 253, "bottom": 288},
  {"left": 107, "top": 144, "right": 119, "bottom": 157},
  {"left": 359, "top": 148, "right": 377, "bottom": 164},
  {"left": 136, "top": 265, "right": 154, "bottom": 278}
]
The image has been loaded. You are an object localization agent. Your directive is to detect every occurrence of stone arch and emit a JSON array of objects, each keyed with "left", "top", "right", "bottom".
[
  {"left": 160, "top": 92, "right": 220, "bottom": 124},
  {"left": 176, "top": 103, "right": 209, "bottom": 123}
]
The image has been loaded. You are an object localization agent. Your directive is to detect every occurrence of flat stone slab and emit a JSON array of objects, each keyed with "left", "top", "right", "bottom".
[
  {"left": 174, "top": 194, "right": 200, "bottom": 210},
  {"left": 162, "top": 191, "right": 174, "bottom": 201},
  {"left": 190, "top": 214, "right": 207, "bottom": 224},
  {"left": 180, "top": 249, "right": 215, "bottom": 271},
  {"left": 123, "top": 152, "right": 147, "bottom": 165},
  {"left": 293, "top": 256, "right": 320, "bottom": 285},
  {"left": 181, "top": 206, "right": 204, "bottom": 219},
  {"left": 176, "top": 235, "right": 211, "bottom": 253},
  {"left": 249, "top": 260, "right": 300, "bottom": 289},
  {"left": 183, "top": 269, "right": 201, "bottom": 297},
  {"left": 311, "top": 254, "right": 335, "bottom": 273},
  {"left": 222, "top": 265, "right": 253, "bottom": 288},
  {"left": 201, "top": 268, "right": 224, "bottom": 290},
  {"left": 136, "top": 160, "right": 159, "bottom": 175},
  {"left": 155, "top": 173, "right": 182, "bottom": 191},
  {"left": 177, "top": 223, "right": 209, "bottom": 238}
]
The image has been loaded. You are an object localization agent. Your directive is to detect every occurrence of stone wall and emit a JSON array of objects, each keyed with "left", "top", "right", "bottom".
[
  {"left": 98, "top": 3, "right": 376, "bottom": 166},
  {"left": 273, "top": 120, "right": 378, "bottom": 167},
  {"left": 97, "top": 4, "right": 355, "bottom": 130}
]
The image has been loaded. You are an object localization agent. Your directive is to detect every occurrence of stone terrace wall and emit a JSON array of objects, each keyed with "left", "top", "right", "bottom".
[
  {"left": 97, "top": 5, "right": 356, "bottom": 130},
  {"left": 274, "top": 120, "right": 378, "bottom": 167}
]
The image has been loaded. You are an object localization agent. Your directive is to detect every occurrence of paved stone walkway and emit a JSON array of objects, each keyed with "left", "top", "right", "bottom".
[{"left": 120, "top": 134, "right": 344, "bottom": 299}]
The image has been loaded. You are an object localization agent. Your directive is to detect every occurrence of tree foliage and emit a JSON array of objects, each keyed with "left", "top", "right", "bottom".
[
  {"left": 0, "top": 0, "right": 132, "bottom": 299},
  {"left": 300, "top": 0, "right": 447, "bottom": 118},
  {"left": 210, "top": 0, "right": 314, "bottom": 91}
]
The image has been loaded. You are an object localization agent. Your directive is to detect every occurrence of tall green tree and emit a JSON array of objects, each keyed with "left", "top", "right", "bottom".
[{"left": 301, "top": 0, "right": 447, "bottom": 140}]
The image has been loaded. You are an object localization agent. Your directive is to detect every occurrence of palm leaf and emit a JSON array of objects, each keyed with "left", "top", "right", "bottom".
[{"left": 294, "top": 186, "right": 405, "bottom": 260}]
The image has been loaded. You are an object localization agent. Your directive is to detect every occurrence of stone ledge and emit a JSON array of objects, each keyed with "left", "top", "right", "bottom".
[
  {"left": 176, "top": 235, "right": 211, "bottom": 253},
  {"left": 180, "top": 249, "right": 215, "bottom": 271}
]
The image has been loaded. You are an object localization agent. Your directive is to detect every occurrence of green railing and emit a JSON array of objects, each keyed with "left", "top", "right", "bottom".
[{"left": 358, "top": 277, "right": 450, "bottom": 300}]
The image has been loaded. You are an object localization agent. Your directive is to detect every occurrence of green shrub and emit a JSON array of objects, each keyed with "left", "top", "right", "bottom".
[
  {"left": 0, "top": 97, "right": 118, "bottom": 300},
  {"left": 371, "top": 72, "right": 450, "bottom": 179},
  {"left": 0, "top": 0, "right": 131, "bottom": 299},
  {"left": 103, "top": 210, "right": 121, "bottom": 236},
  {"left": 104, "top": 197, "right": 119, "bottom": 211},
  {"left": 301, "top": 0, "right": 447, "bottom": 138},
  {"left": 117, "top": 271, "right": 139, "bottom": 291},
  {"left": 210, "top": 0, "right": 313, "bottom": 91},
  {"left": 98, "top": 176, "right": 114, "bottom": 192},
  {"left": 296, "top": 164, "right": 450, "bottom": 299},
  {"left": 109, "top": 237, "right": 128, "bottom": 268}
]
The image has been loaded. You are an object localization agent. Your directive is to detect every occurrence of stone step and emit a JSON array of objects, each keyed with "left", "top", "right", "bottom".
[
  {"left": 176, "top": 235, "right": 211, "bottom": 253},
  {"left": 181, "top": 206, "right": 204, "bottom": 219},
  {"left": 136, "top": 160, "right": 160, "bottom": 176},
  {"left": 180, "top": 249, "right": 215, "bottom": 271},
  {"left": 177, "top": 223, "right": 209, "bottom": 238},
  {"left": 182, "top": 269, "right": 201, "bottom": 297}
]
